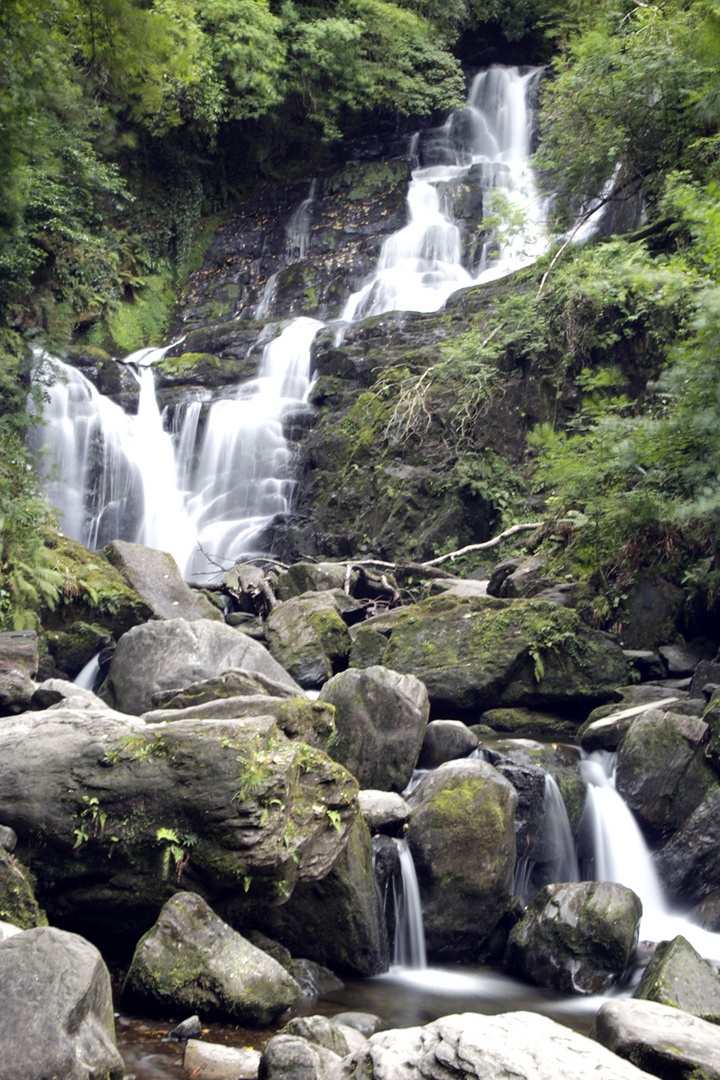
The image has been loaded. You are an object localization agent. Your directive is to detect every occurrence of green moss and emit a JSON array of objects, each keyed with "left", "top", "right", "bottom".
[
  {"left": 107, "top": 273, "right": 175, "bottom": 354},
  {"left": 155, "top": 351, "right": 219, "bottom": 377}
]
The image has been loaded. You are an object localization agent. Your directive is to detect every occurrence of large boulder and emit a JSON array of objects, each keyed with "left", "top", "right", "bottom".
[
  {"left": 99, "top": 617, "right": 302, "bottom": 715},
  {"left": 615, "top": 710, "right": 718, "bottom": 839},
  {"left": 633, "top": 934, "right": 720, "bottom": 1024},
  {"left": 417, "top": 720, "right": 478, "bottom": 768},
  {"left": 0, "top": 704, "right": 360, "bottom": 950},
  {"left": 104, "top": 538, "right": 223, "bottom": 621},
  {"left": 504, "top": 881, "right": 642, "bottom": 995},
  {"left": 0, "top": 927, "right": 123, "bottom": 1080},
  {"left": 591, "top": 998, "right": 720, "bottom": 1080},
  {"left": 406, "top": 759, "right": 517, "bottom": 961},
  {"left": 122, "top": 891, "right": 301, "bottom": 1023},
  {"left": 655, "top": 788, "right": 720, "bottom": 905},
  {"left": 318, "top": 666, "right": 429, "bottom": 791},
  {"left": 380, "top": 595, "right": 627, "bottom": 715},
  {"left": 256, "top": 815, "right": 389, "bottom": 976},
  {"left": 0, "top": 629, "right": 38, "bottom": 715},
  {"left": 334, "top": 1012, "right": 649, "bottom": 1080},
  {"left": 265, "top": 592, "right": 353, "bottom": 688}
]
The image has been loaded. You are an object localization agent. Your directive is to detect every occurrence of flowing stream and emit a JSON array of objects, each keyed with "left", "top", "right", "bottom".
[{"left": 35, "top": 66, "right": 546, "bottom": 578}]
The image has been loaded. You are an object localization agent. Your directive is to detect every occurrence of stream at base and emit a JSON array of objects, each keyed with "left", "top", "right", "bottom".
[{"left": 116, "top": 963, "right": 610, "bottom": 1080}]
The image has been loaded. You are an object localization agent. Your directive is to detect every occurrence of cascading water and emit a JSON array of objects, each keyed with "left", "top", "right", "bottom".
[
  {"left": 581, "top": 750, "right": 720, "bottom": 960},
  {"left": 391, "top": 839, "right": 427, "bottom": 969},
  {"left": 35, "top": 66, "right": 548, "bottom": 579}
]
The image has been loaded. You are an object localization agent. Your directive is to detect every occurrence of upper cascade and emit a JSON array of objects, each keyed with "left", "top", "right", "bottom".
[{"left": 34, "top": 65, "right": 548, "bottom": 579}]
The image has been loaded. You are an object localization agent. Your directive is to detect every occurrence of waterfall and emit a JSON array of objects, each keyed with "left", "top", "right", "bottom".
[
  {"left": 34, "top": 66, "right": 548, "bottom": 578},
  {"left": 74, "top": 653, "right": 101, "bottom": 692},
  {"left": 581, "top": 750, "right": 720, "bottom": 960},
  {"left": 515, "top": 772, "right": 579, "bottom": 899},
  {"left": 392, "top": 839, "right": 427, "bottom": 969}
]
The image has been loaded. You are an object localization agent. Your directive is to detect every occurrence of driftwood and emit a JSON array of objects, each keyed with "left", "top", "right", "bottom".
[{"left": 345, "top": 522, "right": 543, "bottom": 577}]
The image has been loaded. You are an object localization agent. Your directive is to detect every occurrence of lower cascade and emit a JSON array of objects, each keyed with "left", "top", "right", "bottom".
[{"left": 392, "top": 840, "right": 427, "bottom": 970}]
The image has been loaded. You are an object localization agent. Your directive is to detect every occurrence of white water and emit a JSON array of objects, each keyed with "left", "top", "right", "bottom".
[
  {"left": 581, "top": 751, "right": 720, "bottom": 961},
  {"left": 35, "top": 66, "right": 548, "bottom": 578},
  {"left": 392, "top": 839, "right": 427, "bottom": 969}
]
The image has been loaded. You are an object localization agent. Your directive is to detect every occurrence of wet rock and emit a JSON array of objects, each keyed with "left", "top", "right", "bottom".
[
  {"left": 591, "top": 998, "right": 720, "bottom": 1080},
  {"left": 0, "top": 629, "right": 38, "bottom": 715},
  {"left": 335, "top": 1011, "right": 649, "bottom": 1080},
  {"left": 259, "top": 1033, "right": 340, "bottom": 1080},
  {"left": 504, "top": 881, "right": 642, "bottom": 995},
  {"left": 417, "top": 720, "right": 478, "bottom": 768},
  {"left": 655, "top": 787, "right": 720, "bottom": 905},
  {"left": 319, "top": 666, "right": 429, "bottom": 792},
  {"left": 618, "top": 573, "right": 685, "bottom": 650},
  {"left": 123, "top": 891, "right": 301, "bottom": 1023},
  {"left": 280, "top": 1016, "right": 356, "bottom": 1057},
  {"left": 615, "top": 710, "right": 718, "bottom": 838},
  {"left": 288, "top": 958, "right": 344, "bottom": 998},
  {"left": 381, "top": 595, "right": 627, "bottom": 715},
  {"left": 358, "top": 790, "right": 411, "bottom": 833},
  {"left": 184, "top": 1040, "right": 262, "bottom": 1079},
  {"left": 0, "top": 926, "right": 123, "bottom": 1080},
  {"left": 690, "top": 890, "right": 720, "bottom": 931},
  {"left": 168, "top": 1015, "right": 203, "bottom": 1040},
  {"left": 100, "top": 616, "right": 301, "bottom": 715},
  {"left": 633, "top": 934, "right": 720, "bottom": 1024},
  {"left": 624, "top": 651, "right": 666, "bottom": 681},
  {"left": 46, "top": 622, "right": 113, "bottom": 678},
  {"left": 479, "top": 706, "right": 579, "bottom": 740},
  {"left": 0, "top": 706, "right": 359, "bottom": 949},
  {"left": 265, "top": 592, "right": 352, "bottom": 688},
  {"left": 274, "top": 562, "right": 357, "bottom": 600},
  {"left": 659, "top": 642, "right": 714, "bottom": 677},
  {"left": 406, "top": 759, "right": 517, "bottom": 961},
  {"left": 256, "top": 815, "right": 389, "bottom": 976},
  {"left": 371, "top": 834, "right": 400, "bottom": 893},
  {"left": 691, "top": 660, "right": 720, "bottom": 700},
  {"left": 0, "top": 824, "right": 17, "bottom": 852}
]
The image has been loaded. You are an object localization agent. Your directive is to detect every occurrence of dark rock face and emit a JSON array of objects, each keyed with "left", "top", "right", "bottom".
[
  {"left": 175, "top": 159, "right": 411, "bottom": 333},
  {"left": 0, "top": 927, "right": 124, "bottom": 1080},
  {"left": 655, "top": 788, "right": 720, "bottom": 905},
  {"left": 406, "top": 759, "right": 517, "bottom": 961},
  {"left": 615, "top": 710, "right": 718, "bottom": 839},
  {"left": 591, "top": 999, "right": 720, "bottom": 1080},
  {"left": 122, "top": 892, "right": 301, "bottom": 1024},
  {"left": 504, "top": 881, "right": 642, "bottom": 995}
]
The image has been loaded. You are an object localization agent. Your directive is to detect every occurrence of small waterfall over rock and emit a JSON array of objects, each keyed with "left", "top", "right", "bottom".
[
  {"left": 392, "top": 839, "right": 427, "bottom": 969},
  {"left": 581, "top": 750, "right": 720, "bottom": 959},
  {"left": 34, "top": 66, "right": 548, "bottom": 578}
]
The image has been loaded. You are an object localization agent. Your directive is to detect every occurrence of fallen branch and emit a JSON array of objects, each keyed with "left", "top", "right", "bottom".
[{"left": 420, "top": 523, "right": 543, "bottom": 566}]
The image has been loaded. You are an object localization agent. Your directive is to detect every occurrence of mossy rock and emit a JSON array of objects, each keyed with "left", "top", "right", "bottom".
[
  {"left": 41, "top": 534, "right": 154, "bottom": 637},
  {"left": 0, "top": 849, "right": 47, "bottom": 930},
  {"left": 479, "top": 707, "right": 580, "bottom": 740},
  {"left": 633, "top": 935, "right": 720, "bottom": 1024},
  {"left": 381, "top": 594, "right": 628, "bottom": 715},
  {"left": 46, "top": 621, "right": 112, "bottom": 678},
  {"left": 265, "top": 592, "right": 352, "bottom": 689}
]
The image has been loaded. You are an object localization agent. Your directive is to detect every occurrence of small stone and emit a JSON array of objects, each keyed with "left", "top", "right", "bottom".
[
  {"left": 183, "top": 1040, "right": 261, "bottom": 1080},
  {"left": 168, "top": 1015, "right": 203, "bottom": 1041},
  {"left": 0, "top": 826, "right": 17, "bottom": 853}
]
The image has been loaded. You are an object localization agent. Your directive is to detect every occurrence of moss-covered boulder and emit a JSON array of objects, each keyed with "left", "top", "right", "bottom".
[
  {"left": 591, "top": 999, "right": 720, "bottom": 1080},
  {"left": 256, "top": 814, "right": 389, "bottom": 976},
  {"left": 122, "top": 891, "right": 301, "bottom": 1023},
  {"left": 615, "top": 710, "right": 718, "bottom": 839},
  {"left": 265, "top": 592, "right": 352, "bottom": 688},
  {"left": 41, "top": 533, "right": 154, "bottom": 636},
  {"left": 318, "top": 666, "right": 429, "bottom": 791},
  {"left": 505, "top": 881, "right": 642, "bottom": 994},
  {"left": 406, "top": 759, "right": 517, "bottom": 961},
  {"left": 379, "top": 595, "right": 627, "bottom": 715},
  {"left": 274, "top": 562, "right": 356, "bottom": 601},
  {"left": 479, "top": 707, "right": 579, "bottom": 740},
  {"left": 633, "top": 935, "right": 720, "bottom": 1024},
  {"left": 45, "top": 621, "right": 112, "bottom": 678},
  {"left": 0, "top": 705, "right": 361, "bottom": 952}
]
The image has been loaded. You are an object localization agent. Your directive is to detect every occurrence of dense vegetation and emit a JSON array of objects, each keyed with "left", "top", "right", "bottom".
[{"left": 1, "top": 0, "right": 720, "bottom": 632}]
